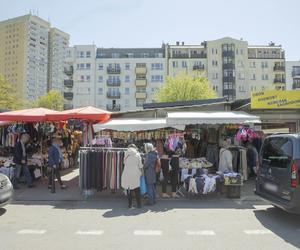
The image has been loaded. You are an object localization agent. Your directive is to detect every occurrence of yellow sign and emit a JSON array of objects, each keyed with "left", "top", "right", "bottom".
[{"left": 251, "top": 90, "right": 300, "bottom": 109}]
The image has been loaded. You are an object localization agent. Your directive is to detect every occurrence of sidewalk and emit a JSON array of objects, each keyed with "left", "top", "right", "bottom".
[{"left": 12, "top": 168, "right": 262, "bottom": 202}]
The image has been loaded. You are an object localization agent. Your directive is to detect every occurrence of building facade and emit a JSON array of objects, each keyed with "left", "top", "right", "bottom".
[
  {"left": 0, "top": 14, "right": 69, "bottom": 102},
  {"left": 286, "top": 61, "right": 300, "bottom": 90},
  {"left": 66, "top": 37, "right": 286, "bottom": 111}
]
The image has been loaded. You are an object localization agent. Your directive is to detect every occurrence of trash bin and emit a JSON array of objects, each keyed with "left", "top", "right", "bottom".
[{"left": 226, "top": 185, "right": 241, "bottom": 199}]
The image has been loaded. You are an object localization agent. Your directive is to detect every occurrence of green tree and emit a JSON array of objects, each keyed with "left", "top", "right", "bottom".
[
  {"left": 155, "top": 73, "right": 216, "bottom": 102},
  {"left": 34, "top": 90, "right": 64, "bottom": 111},
  {"left": 0, "top": 74, "right": 21, "bottom": 110}
]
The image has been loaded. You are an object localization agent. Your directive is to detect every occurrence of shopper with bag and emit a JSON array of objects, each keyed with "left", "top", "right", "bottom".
[
  {"left": 121, "top": 144, "right": 143, "bottom": 208},
  {"left": 48, "top": 137, "right": 67, "bottom": 193},
  {"left": 144, "top": 143, "right": 158, "bottom": 206}
]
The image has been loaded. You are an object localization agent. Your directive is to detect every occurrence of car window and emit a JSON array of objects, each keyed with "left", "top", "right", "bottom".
[{"left": 262, "top": 137, "right": 293, "bottom": 168}]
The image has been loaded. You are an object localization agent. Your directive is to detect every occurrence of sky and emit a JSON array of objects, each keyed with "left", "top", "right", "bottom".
[{"left": 1, "top": 0, "right": 300, "bottom": 60}]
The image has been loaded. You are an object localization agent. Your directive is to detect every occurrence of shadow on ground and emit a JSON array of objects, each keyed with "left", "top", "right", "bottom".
[
  {"left": 0, "top": 208, "right": 7, "bottom": 216},
  {"left": 254, "top": 207, "right": 300, "bottom": 249}
]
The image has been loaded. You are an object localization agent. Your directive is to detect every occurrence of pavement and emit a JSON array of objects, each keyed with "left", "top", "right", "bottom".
[{"left": 1, "top": 169, "right": 299, "bottom": 250}]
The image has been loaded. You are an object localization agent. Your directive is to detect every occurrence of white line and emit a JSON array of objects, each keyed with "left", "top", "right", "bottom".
[
  {"left": 253, "top": 205, "right": 274, "bottom": 210},
  {"left": 186, "top": 230, "right": 215, "bottom": 236},
  {"left": 134, "top": 230, "right": 162, "bottom": 236},
  {"left": 76, "top": 230, "right": 104, "bottom": 236},
  {"left": 18, "top": 229, "right": 46, "bottom": 235},
  {"left": 244, "top": 229, "right": 273, "bottom": 235}
]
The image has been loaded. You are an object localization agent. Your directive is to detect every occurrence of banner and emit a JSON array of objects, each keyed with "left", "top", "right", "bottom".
[{"left": 251, "top": 90, "right": 300, "bottom": 109}]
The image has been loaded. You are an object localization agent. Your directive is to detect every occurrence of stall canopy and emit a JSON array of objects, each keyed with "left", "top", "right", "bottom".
[
  {"left": 46, "top": 106, "right": 111, "bottom": 122},
  {"left": 93, "top": 118, "right": 185, "bottom": 132},
  {"left": 0, "top": 108, "right": 60, "bottom": 122},
  {"left": 166, "top": 111, "right": 261, "bottom": 125}
]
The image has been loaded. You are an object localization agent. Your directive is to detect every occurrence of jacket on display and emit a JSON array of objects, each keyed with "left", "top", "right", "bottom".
[{"left": 218, "top": 148, "right": 233, "bottom": 173}]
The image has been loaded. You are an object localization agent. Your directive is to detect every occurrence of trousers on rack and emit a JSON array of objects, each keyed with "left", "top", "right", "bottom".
[{"left": 127, "top": 187, "right": 141, "bottom": 208}]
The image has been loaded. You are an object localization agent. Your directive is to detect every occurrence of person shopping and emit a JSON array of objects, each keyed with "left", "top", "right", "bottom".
[
  {"left": 144, "top": 143, "right": 158, "bottom": 205},
  {"left": 121, "top": 144, "right": 143, "bottom": 208},
  {"left": 48, "top": 137, "right": 67, "bottom": 193}
]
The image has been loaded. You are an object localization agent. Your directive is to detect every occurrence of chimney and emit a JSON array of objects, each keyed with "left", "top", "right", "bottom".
[
  {"left": 182, "top": 42, "right": 185, "bottom": 45},
  {"left": 176, "top": 41, "right": 180, "bottom": 46}
]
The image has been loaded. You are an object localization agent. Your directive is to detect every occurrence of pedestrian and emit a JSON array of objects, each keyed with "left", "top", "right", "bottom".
[
  {"left": 121, "top": 144, "right": 143, "bottom": 208},
  {"left": 13, "top": 133, "right": 35, "bottom": 188},
  {"left": 246, "top": 141, "right": 259, "bottom": 178},
  {"left": 143, "top": 143, "right": 158, "bottom": 206},
  {"left": 218, "top": 140, "right": 233, "bottom": 173},
  {"left": 48, "top": 137, "right": 67, "bottom": 193}
]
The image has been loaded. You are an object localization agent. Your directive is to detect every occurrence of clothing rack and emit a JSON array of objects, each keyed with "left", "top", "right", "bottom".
[{"left": 80, "top": 147, "right": 127, "bottom": 151}]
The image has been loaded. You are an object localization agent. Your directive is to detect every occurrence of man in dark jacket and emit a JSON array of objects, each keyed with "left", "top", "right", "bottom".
[
  {"left": 48, "top": 137, "right": 66, "bottom": 193},
  {"left": 13, "top": 133, "right": 34, "bottom": 188}
]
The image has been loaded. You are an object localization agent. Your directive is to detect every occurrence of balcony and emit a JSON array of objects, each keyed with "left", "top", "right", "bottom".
[
  {"left": 222, "top": 50, "right": 235, "bottom": 57},
  {"left": 107, "top": 67, "right": 121, "bottom": 74},
  {"left": 64, "top": 92, "right": 73, "bottom": 100},
  {"left": 107, "top": 79, "right": 121, "bottom": 87},
  {"left": 192, "top": 65, "right": 205, "bottom": 71},
  {"left": 107, "top": 92, "right": 121, "bottom": 99},
  {"left": 64, "top": 66, "right": 73, "bottom": 76},
  {"left": 106, "top": 104, "right": 121, "bottom": 112},
  {"left": 274, "top": 78, "right": 286, "bottom": 84},
  {"left": 273, "top": 65, "right": 285, "bottom": 72},
  {"left": 190, "top": 53, "right": 207, "bottom": 58},
  {"left": 64, "top": 79, "right": 73, "bottom": 88},
  {"left": 172, "top": 53, "right": 189, "bottom": 58},
  {"left": 135, "top": 78, "right": 147, "bottom": 87},
  {"left": 222, "top": 63, "right": 235, "bottom": 70},
  {"left": 135, "top": 65, "right": 147, "bottom": 74},
  {"left": 63, "top": 104, "right": 73, "bottom": 110},
  {"left": 135, "top": 92, "right": 147, "bottom": 99},
  {"left": 223, "top": 76, "right": 236, "bottom": 82},
  {"left": 292, "top": 70, "right": 300, "bottom": 78}
]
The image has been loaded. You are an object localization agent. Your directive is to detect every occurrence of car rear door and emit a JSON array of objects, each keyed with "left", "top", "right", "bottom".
[{"left": 258, "top": 136, "right": 293, "bottom": 201}]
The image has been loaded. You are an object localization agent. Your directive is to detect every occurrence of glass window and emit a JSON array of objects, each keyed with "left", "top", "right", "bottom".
[
  {"left": 125, "top": 87, "right": 130, "bottom": 95},
  {"left": 98, "top": 88, "right": 103, "bottom": 95},
  {"left": 86, "top": 63, "right": 91, "bottom": 69},
  {"left": 98, "top": 64, "right": 103, "bottom": 70},
  {"left": 262, "top": 137, "right": 293, "bottom": 168},
  {"left": 86, "top": 75, "right": 90, "bottom": 82},
  {"left": 98, "top": 76, "right": 103, "bottom": 83},
  {"left": 172, "top": 61, "right": 178, "bottom": 68},
  {"left": 182, "top": 61, "right": 187, "bottom": 68},
  {"left": 86, "top": 51, "right": 91, "bottom": 58},
  {"left": 125, "top": 75, "right": 130, "bottom": 83},
  {"left": 125, "top": 63, "right": 130, "bottom": 70}
]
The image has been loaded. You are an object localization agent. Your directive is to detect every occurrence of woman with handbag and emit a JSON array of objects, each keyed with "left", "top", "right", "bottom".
[
  {"left": 121, "top": 144, "right": 143, "bottom": 208},
  {"left": 144, "top": 143, "right": 158, "bottom": 206}
]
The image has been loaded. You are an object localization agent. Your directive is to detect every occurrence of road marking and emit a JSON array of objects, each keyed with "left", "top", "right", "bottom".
[
  {"left": 253, "top": 205, "right": 274, "bottom": 210},
  {"left": 18, "top": 229, "right": 46, "bottom": 235},
  {"left": 186, "top": 230, "right": 215, "bottom": 236},
  {"left": 134, "top": 230, "right": 162, "bottom": 236},
  {"left": 244, "top": 229, "right": 273, "bottom": 235},
  {"left": 76, "top": 230, "right": 104, "bottom": 236}
]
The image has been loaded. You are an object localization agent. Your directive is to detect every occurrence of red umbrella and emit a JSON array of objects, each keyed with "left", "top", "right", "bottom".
[
  {"left": 0, "top": 108, "right": 60, "bottom": 122},
  {"left": 46, "top": 106, "right": 111, "bottom": 122}
]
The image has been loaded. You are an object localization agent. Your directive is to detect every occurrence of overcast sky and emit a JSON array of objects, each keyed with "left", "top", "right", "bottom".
[{"left": 1, "top": 0, "right": 299, "bottom": 60}]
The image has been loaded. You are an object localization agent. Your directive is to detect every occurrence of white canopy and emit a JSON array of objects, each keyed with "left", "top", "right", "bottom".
[
  {"left": 166, "top": 111, "right": 261, "bottom": 125},
  {"left": 93, "top": 118, "right": 185, "bottom": 132}
]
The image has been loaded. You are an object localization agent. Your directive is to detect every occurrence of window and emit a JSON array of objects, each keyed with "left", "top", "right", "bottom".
[
  {"left": 262, "top": 62, "right": 268, "bottom": 68},
  {"left": 240, "top": 49, "right": 244, "bottom": 55},
  {"left": 98, "top": 88, "right": 103, "bottom": 95},
  {"left": 182, "top": 61, "right": 187, "bottom": 68},
  {"left": 98, "top": 63, "right": 103, "bottom": 70},
  {"left": 79, "top": 51, "right": 84, "bottom": 58},
  {"left": 98, "top": 76, "right": 103, "bottom": 83},
  {"left": 80, "top": 63, "right": 84, "bottom": 69},
  {"left": 213, "top": 85, "right": 218, "bottom": 92},
  {"left": 125, "top": 75, "right": 130, "bottom": 83},
  {"left": 212, "top": 60, "right": 218, "bottom": 67},
  {"left": 262, "top": 137, "right": 293, "bottom": 168},
  {"left": 80, "top": 75, "right": 84, "bottom": 82},
  {"left": 250, "top": 62, "right": 256, "bottom": 68},
  {"left": 86, "top": 51, "right": 91, "bottom": 58},
  {"left": 112, "top": 53, "right": 119, "bottom": 58},
  {"left": 262, "top": 74, "right": 269, "bottom": 80},
  {"left": 172, "top": 61, "right": 178, "bottom": 68},
  {"left": 86, "top": 63, "right": 91, "bottom": 70},
  {"left": 238, "top": 60, "right": 244, "bottom": 67},
  {"left": 212, "top": 73, "right": 218, "bottom": 79},
  {"left": 125, "top": 87, "right": 130, "bottom": 95},
  {"left": 238, "top": 73, "right": 245, "bottom": 80},
  {"left": 251, "top": 74, "right": 256, "bottom": 80},
  {"left": 151, "top": 75, "right": 163, "bottom": 83},
  {"left": 86, "top": 75, "right": 90, "bottom": 82},
  {"left": 125, "top": 63, "right": 130, "bottom": 70},
  {"left": 125, "top": 99, "right": 130, "bottom": 107},
  {"left": 212, "top": 48, "right": 214, "bottom": 54},
  {"left": 151, "top": 63, "right": 163, "bottom": 70},
  {"left": 136, "top": 99, "right": 145, "bottom": 107}
]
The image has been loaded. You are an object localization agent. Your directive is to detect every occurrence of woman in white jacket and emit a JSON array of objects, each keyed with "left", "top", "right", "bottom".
[
  {"left": 121, "top": 144, "right": 143, "bottom": 208},
  {"left": 218, "top": 140, "right": 233, "bottom": 173}
]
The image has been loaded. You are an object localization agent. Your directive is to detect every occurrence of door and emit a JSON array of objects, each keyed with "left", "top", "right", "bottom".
[{"left": 259, "top": 137, "right": 293, "bottom": 200}]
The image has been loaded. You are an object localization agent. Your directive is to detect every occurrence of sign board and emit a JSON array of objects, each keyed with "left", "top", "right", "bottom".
[{"left": 251, "top": 90, "right": 300, "bottom": 109}]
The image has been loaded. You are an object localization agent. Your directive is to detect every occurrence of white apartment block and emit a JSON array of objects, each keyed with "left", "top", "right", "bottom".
[
  {"left": 48, "top": 27, "right": 69, "bottom": 93},
  {"left": 0, "top": 14, "right": 69, "bottom": 102},
  {"left": 286, "top": 61, "right": 300, "bottom": 90},
  {"left": 66, "top": 37, "right": 286, "bottom": 111}
]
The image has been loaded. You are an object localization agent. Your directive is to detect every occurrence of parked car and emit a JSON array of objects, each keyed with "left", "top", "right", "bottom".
[
  {"left": 0, "top": 173, "right": 13, "bottom": 207},
  {"left": 255, "top": 133, "right": 300, "bottom": 214}
]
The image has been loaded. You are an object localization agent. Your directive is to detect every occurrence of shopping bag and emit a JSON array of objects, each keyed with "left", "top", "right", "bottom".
[
  {"left": 140, "top": 176, "right": 147, "bottom": 195},
  {"left": 159, "top": 170, "right": 164, "bottom": 182}
]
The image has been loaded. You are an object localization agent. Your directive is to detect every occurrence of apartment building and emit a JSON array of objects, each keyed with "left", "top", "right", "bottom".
[
  {"left": 286, "top": 61, "right": 300, "bottom": 90},
  {"left": 65, "top": 46, "right": 166, "bottom": 111},
  {"left": 167, "top": 37, "right": 286, "bottom": 101},
  {"left": 0, "top": 14, "right": 69, "bottom": 102},
  {"left": 66, "top": 37, "right": 286, "bottom": 111}
]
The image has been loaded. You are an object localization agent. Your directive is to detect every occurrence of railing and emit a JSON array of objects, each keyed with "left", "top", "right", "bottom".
[
  {"left": 107, "top": 67, "right": 121, "bottom": 74},
  {"left": 222, "top": 50, "right": 235, "bottom": 57},
  {"left": 192, "top": 65, "right": 205, "bottom": 70},
  {"left": 106, "top": 79, "right": 121, "bottom": 87},
  {"left": 106, "top": 104, "right": 121, "bottom": 111},
  {"left": 136, "top": 63, "right": 146, "bottom": 68},
  {"left": 223, "top": 76, "right": 236, "bottom": 82},
  {"left": 63, "top": 104, "right": 73, "bottom": 110},
  {"left": 292, "top": 70, "right": 300, "bottom": 77},
  {"left": 64, "top": 66, "right": 73, "bottom": 76},
  {"left": 64, "top": 92, "right": 73, "bottom": 100},
  {"left": 273, "top": 65, "right": 285, "bottom": 71},
  {"left": 274, "top": 78, "right": 286, "bottom": 84},
  {"left": 190, "top": 53, "right": 207, "bottom": 58},
  {"left": 222, "top": 63, "right": 235, "bottom": 70},
  {"left": 64, "top": 79, "right": 73, "bottom": 88},
  {"left": 172, "top": 53, "right": 189, "bottom": 58},
  {"left": 107, "top": 92, "right": 121, "bottom": 99}
]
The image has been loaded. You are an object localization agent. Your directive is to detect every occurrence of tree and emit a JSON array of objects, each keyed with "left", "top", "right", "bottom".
[
  {"left": 0, "top": 74, "right": 21, "bottom": 110},
  {"left": 154, "top": 73, "right": 216, "bottom": 103},
  {"left": 34, "top": 90, "right": 64, "bottom": 111}
]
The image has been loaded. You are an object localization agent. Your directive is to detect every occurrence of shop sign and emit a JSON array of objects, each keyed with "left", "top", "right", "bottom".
[{"left": 251, "top": 90, "right": 300, "bottom": 109}]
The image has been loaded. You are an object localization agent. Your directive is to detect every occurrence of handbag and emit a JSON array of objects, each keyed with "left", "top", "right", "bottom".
[
  {"left": 140, "top": 176, "right": 147, "bottom": 195},
  {"left": 155, "top": 157, "right": 161, "bottom": 173}
]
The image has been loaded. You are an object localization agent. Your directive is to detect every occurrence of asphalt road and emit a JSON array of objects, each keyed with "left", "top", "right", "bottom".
[{"left": 1, "top": 198, "right": 300, "bottom": 250}]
